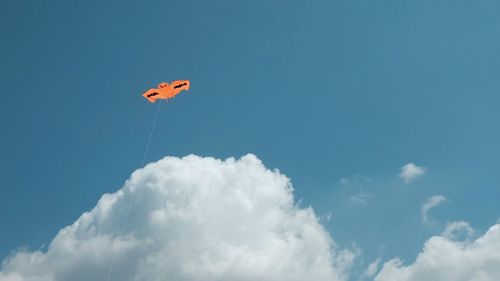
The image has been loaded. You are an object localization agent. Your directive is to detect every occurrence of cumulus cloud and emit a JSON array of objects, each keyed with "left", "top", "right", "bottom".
[
  {"left": 375, "top": 223, "right": 500, "bottom": 281},
  {"left": 399, "top": 163, "right": 425, "bottom": 183},
  {"left": 421, "top": 195, "right": 447, "bottom": 224},
  {"left": 0, "top": 154, "right": 355, "bottom": 281}
]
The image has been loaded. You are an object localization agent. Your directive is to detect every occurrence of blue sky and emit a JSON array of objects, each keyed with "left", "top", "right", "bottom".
[{"left": 1, "top": 0, "right": 500, "bottom": 279}]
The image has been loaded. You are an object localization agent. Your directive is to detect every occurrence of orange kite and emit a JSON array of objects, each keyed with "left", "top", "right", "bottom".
[{"left": 142, "top": 80, "right": 190, "bottom": 103}]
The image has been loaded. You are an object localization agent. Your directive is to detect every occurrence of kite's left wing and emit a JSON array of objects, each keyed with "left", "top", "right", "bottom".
[{"left": 143, "top": 88, "right": 162, "bottom": 103}]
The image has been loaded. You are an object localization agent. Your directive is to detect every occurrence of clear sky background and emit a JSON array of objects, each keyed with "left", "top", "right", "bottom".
[{"left": 1, "top": 0, "right": 500, "bottom": 279}]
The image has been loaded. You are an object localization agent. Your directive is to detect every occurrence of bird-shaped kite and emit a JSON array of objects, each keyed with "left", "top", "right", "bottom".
[{"left": 142, "top": 80, "right": 190, "bottom": 103}]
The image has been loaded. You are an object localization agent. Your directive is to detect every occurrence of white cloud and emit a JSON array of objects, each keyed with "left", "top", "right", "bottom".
[
  {"left": 339, "top": 175, "right": 372, "bottom": 205},
  {"left": 442, "top": 221, "right": 475, "bottom": 241},
  {"left": 399, "top": 163, "right": 426, "bottom": 183},
  {"left": 0, "top": 273, "right": 23, "bottom": 281},
  {"left": 421, "top": 195, "right": 447, "bottom": 224},
  {"left": 375, "top": 223, "right": 500, "bottom": 281},
  {"left": 359, "top": 258, "right": 380, "bottom": 280},
  {"left": 340, "top": 177, "right": 349, "bottom": 185},
  {"left": 0, "top": 154, "right": 355, "bottom": 281},
  {"left": 349, "top": 193, "right": 370, "bottom": 205},
  {"left": 321, "top": 212, "right": 333, "bottom": 223},
  {"left": 339, "top": 175, "right": 371, "bottom": 186}
]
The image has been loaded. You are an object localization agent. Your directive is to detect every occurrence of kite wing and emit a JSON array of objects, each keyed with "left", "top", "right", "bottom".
[
  {"left": 171, "top": 80, "right": 190, "bottom": 95},
  {"left": 143, "top": 88, "right": 163, "bottom": 103}
]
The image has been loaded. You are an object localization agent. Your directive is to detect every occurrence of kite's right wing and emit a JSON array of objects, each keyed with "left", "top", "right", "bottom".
[{"left": 171, "top": 80, "right": 190, "bottom": 95}]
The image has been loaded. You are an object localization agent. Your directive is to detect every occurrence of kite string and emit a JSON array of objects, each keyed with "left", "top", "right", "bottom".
[
  {"left": 105, "top": 100, "right": 163, "bottom": 281},
  {"left": 140, "top": 100, "right": 163, "bottom": 167}
]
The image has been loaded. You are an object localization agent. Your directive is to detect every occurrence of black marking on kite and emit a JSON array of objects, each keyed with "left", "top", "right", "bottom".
[
  {"left": 147, "top": 92, "right": 159, "bottom": 98},
  {"left": 173, "top": 82, "right": 188, "bottom": 89}
]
